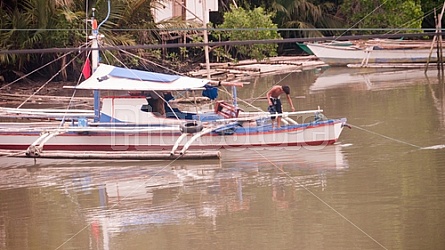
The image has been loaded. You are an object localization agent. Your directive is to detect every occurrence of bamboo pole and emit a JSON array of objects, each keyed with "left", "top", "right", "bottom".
[
  {"left": 438, "top": 1, "right": 445, "bottom": 72},
  {"left": 0, "top": 150, "right": 221, "bottom": 160},
  {"left": 202, "top": 0, "right": 210, "bottom": 79},
  {"left": 426, "top": 9, "right": 438, "bottom": 73}
]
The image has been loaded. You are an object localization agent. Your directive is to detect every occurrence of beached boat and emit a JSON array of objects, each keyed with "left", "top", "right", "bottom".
[
  {"left": 306, "top": 40, "right": 438, "bottom": 67},
  {"left": 0, "top": 14, "right": 348, "bottom": 160}
]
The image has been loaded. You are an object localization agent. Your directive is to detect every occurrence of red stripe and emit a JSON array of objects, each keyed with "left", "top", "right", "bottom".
[
  {"left": 0, "top": 139, "right": 337, "bottom": 151},
  {"left": 0, "top": 121, "right": 338, "bottom": 137}
]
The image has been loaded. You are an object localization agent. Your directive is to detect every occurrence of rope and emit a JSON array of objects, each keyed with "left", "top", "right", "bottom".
[
  {"left": 348, "top": 124, "right": 422, "bottom": 149},
  {"left": 252, "top": 148, "right": 389, "bottom": 250},
  {"left": 331, "top": 1, "right": 443, "bottom": 43},
  {"left": 118, "top": 48, "right": 182, "bottom": 75},
  {"left": 244, "top": 70, "right": 294, "bottom": 106},
  {"left": 103, "top": 44, "right": 182, "bottom": 121},
  {"left": 54, "top": 153, "right": 187, "bottom": 250},
  {"left": 58, "top": 50, "right": 92, "bottom": 128},
  {"left": 0, "top": 42, "right": 89, "bottom": 91},
  {"left": 16, "top": 51, "right": 85, "bottom": 109}
]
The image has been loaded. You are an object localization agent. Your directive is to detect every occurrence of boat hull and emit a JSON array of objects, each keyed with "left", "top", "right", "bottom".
[
  {"left": 307, "top": 43, "right": 437, "bottom": 66},
  {"left": 0, "top": 119, "right": 346, "bottom": 153}
]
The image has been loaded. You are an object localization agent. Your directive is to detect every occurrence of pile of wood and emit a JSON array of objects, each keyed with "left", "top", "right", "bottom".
[
  {"left": 188, "top": 55, "right": 327, "bottom": 80},
  {"left": 356, "top": 39, "right": 438, "bottom": 49}
]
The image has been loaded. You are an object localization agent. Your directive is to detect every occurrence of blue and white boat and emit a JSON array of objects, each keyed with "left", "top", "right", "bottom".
[
  {"left": 0, "top": 13, "right": 348, "bottom": 160},
  {"left": 0, "top": 63, "right": 348, "bottom": 159}
]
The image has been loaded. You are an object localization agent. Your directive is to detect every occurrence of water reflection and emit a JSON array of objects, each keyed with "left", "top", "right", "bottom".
[
  {"left": 221, "top": 145, "right": 347, "bottom": 169},
  {"left": 0, "top": 146, "right": 348, "bottom": 249},
  {"left": 310, "top": 67, "right": 441, "bottom": 92},
  {"left": 2, "top": 67, "right": 445, "bottom": 249},
  {"left": 85, "top": 146, "right": 347, "bottom": 248}
]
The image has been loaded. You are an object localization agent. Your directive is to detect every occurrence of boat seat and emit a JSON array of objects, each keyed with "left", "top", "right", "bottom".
[
  {"left": 141, "top": 104, "right": 152, "bottom": 112},
  {"left": 214, "top": 101, "right": 242, "bottom": 119}
]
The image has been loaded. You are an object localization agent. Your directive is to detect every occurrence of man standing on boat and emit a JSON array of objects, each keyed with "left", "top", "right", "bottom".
[{"left": 267, "top": 85, "right": 295, "bottom": 128}]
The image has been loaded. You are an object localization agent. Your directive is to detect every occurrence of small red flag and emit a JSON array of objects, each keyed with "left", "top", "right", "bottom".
[{"left": 82, "top": 58, "right": 91, "bottom": 79}]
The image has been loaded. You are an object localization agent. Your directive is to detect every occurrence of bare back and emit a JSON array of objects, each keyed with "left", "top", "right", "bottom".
[{"left": 267, "top": 85, "right": 285, "bottom": 99}]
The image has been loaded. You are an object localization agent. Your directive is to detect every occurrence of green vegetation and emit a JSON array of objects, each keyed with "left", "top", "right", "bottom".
[
  {"left": 338, "top": 0, "right": 424, "bottom": 34},
  {"left": 216, "top": 6, "right": 281, "bottom": 61},
  {"left": 270, "top": 0, "right": 344, "bottom": 38},
  {"left": 0, "top": 0, "right": 443, "bottom": 80}
]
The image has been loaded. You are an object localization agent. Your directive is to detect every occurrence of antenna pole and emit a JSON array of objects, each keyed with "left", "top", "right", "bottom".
[
  {"left": 90, "top": 8, "right": 100, "bottom": 122},
  {"left": 90, "top": 1, "right": 111, "bottom": 122}
]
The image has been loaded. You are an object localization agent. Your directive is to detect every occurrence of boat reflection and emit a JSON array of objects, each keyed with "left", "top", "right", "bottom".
[
  {"left": 221, "top": 145, "right": 347, "bottom": 169},
  {"left": 310, "top": 67, "right": 440, "bottom": 92},
  {"left": 0, "top": 145, "right": 348, "bottom": 249},
  {"left": 81, "top": 146, "right": 348, "bottom": 236}
]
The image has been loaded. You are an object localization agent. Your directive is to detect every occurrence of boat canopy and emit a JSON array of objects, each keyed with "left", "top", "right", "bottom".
[{"left": 66, "top": 64, "right": 210, "bottom": 91}]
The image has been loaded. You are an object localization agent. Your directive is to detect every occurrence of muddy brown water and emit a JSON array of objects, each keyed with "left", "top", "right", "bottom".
[{"left": 1, "top": 67, "right": 445, "bottom": 250}]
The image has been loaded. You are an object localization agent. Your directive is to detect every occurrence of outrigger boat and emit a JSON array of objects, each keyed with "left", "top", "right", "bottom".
[
  {"left": 0, "top": 13, "right": 348, "bottom": 160},
  {"left": 0, "top": 66, "right": 347, "bottom": 159}
]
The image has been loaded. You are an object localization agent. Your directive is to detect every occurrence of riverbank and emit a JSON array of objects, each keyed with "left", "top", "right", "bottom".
[{"left": 0, "top": 55, "right": 326, "bottom": 108}]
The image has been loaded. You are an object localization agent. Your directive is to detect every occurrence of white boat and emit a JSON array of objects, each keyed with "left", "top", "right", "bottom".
[
  {"left": 0, "top": 63, "right": 347, "bottom": 155},
  {"left": 306, "top": 41, "right": 438, "bottom": 67},
  {"left": 0, "top": 14, "right": 348, "bottom": 160},
  {"left": 0, "top": 85, "right": 347, "bottom": 159}
]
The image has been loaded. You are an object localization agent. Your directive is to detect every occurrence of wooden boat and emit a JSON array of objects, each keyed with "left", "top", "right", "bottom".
[
  {"left": 0, "top": 62, "right": 348, "bottom": 160},
  {"left": 0, "top": 14, "right": 348, "bottom": 160},
  {"left": 297, "top": 41, "right": 354, "bottom": 55},
  {"left": 306, "top": 40, "right": 438, "bottom": 67}
]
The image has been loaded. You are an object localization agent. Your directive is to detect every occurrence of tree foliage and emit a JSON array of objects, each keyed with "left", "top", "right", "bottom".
[
  {"left": 216, "top": 6, "right": 281, "bottom": 61},
  {"left": 271, "top": 0, "right": 344, "bottom": 38},
  {"left": 338, "top": 0, "right": 424, "bottom": 34},
  {"left": 0, "top": 0, "right": 165, "bottom": 80},
  {"left": 0, "top": 0, "right": 86, "bottom": 80},
  {"left": 420, "top": 0, "right": 445, "bottom": 28},
  {"left": 1, "top": 0, "right": 444, "bottom": 80}
]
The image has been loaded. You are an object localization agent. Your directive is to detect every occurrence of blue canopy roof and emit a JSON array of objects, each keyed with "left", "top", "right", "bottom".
[
  {"left": 109, "top": 67, "right": 180, "bottom": 82},
  {"left": 70, "top": 64, "right": 210, "bottom": 91}
]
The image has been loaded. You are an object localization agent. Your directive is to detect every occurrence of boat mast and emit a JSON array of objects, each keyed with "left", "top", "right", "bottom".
[
  {"left": 90, "top": 9, "right": 100, "bottom": 122},
  {"left": 90, "top": 0, "right": 111, "bottom": 122}
]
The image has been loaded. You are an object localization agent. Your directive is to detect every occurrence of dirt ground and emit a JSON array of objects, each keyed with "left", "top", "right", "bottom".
[{"left": 0, "top": 80, "right": 93, "bottom": 108}]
